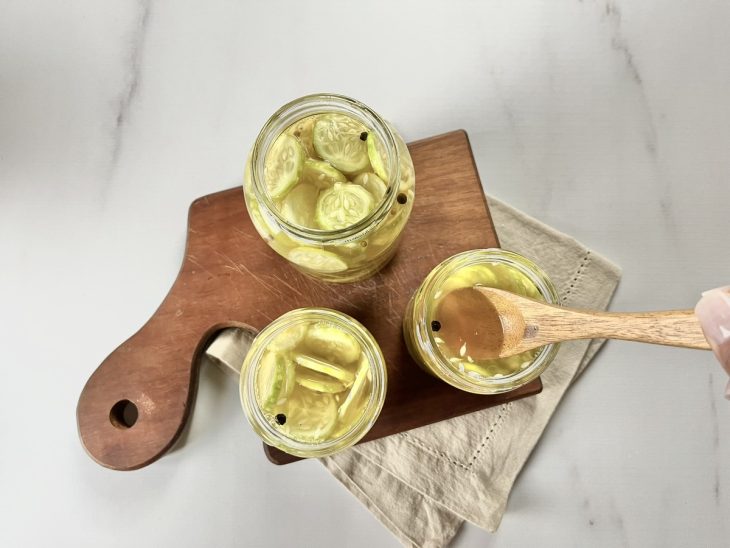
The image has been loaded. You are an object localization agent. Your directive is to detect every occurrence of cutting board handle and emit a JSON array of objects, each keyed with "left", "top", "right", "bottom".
[
  {"left": 76, "top": 309, "right": 212, "bottom": 470},
  {"left": 76, "top": 191, "right": 261, "bottom": 471}
]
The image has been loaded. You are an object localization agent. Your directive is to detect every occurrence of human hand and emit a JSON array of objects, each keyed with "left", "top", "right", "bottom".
[{"left": 695, "top": 286, "right": 730, "bottom": 399}]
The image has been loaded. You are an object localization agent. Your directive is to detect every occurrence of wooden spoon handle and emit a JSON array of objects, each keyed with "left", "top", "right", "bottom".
[{"left": 527, "top": 307, "right": 711, "bottom": 350}]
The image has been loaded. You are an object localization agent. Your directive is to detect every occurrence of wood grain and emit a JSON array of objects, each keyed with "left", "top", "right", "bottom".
[
  {"left": 472, "top": 287, "right": 711, "bottom": 356},
  {"left": 76, "top": 130, "right": 543, "bottom": 471}
]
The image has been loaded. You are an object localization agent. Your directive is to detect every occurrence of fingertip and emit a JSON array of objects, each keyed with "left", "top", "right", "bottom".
[{"left": 695, "top": 287, "right": 730, "bottom": 376}]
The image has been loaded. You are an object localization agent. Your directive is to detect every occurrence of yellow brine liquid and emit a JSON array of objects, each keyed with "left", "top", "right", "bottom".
[
  {"left": 244, "top": 107, "right": 415, "bottom": 282},
  {"left": 254, "top": 320, "right": 373, "bottom": 443},
  {"left": 431, "top": 263, "right": 543, "bottom": 380},
  {"left": 404, "top": 249, "right": 560, "bottom": 394}
]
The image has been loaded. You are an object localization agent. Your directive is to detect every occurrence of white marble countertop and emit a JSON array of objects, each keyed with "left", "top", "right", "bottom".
[{"left": 2, "top": 1, "right": 728, "bottom": 546}]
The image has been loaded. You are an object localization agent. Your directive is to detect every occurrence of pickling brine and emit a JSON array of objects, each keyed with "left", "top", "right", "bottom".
[
  {"left": 243, "top": 94, "right": 415, "bottom": 283},
  {"left": 240, "top": 308, "right": 387, "bottom": 457},
  {"left": 431, "top": 262, "right": 544, "bottom": 378},
  {"left": 403, "top": 249, "right": 561, "bottom": 394}
]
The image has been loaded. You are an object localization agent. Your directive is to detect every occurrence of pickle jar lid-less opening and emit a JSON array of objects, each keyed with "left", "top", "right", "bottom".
[
  {"left": 242, "top": 94, "right": 416, "bottom": 283},
  {"left": 403, "top": 249, "right": 561, "bottom": 395},
  {"left": 240, "top": 308, "right": 387, "bottom": 458}
]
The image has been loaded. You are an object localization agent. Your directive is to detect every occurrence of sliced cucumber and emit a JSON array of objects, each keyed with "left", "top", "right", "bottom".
[
  {"left": 315, "top": 182, "right": 375, "bottom": 230},
  {"left": 369, "top": 208, "right": 405, "bottom": 248},
  {"left": 510, "top": 271, "right": 540, "bottom": 298},
  {"left": 270, "top": 324, "right": 308, "bottom": 352},
  {"left": 264, "top": 133, "right": 305, "bottom": 199},
  {"left": 287, "top": 246, "right": 348, "bottom": 273},
  {"left": 286, "top": 116, "right": 317, "bottom": 158},
  {"left": 282, "top": 388, "right": 338, "bottom": 443},
  {"left": 295, "top": 354, "right": 356, "bottom": 385},
  {"left": 353, "top": 172, "right": 387, "bottom": 203},
  {"left": 279, "top": 182, "right": 319, "bottom": 228},
  {"left": 295, "top": 369, "right": 347, "bottom": 394},
  {"left": 366, "top": 134, "right": 389, "bottom": 181},
  {"left": 398, "top": 152, "right": 415, "bottom": 191},
  {"left": 306, "top": 322, "right": 362, "bottom": 364},
  {"left": 439, "top": 264, "right": 498, "bottom": 297},
  {"left": 492, "top": 264, "right": 540, "bottom": 298},
  {"left": 466, "top": 354, "right": 525, "bottom": 377},
  {"left": 332, "top": 239, "right": 369, "bottom": 258},
  {"left": 246, "top": 194, "right": 279, "bottom": 241},
  {"left": 300, "top": 158, "right": 346, "bottom": 190},
  {"left": 337, "top": 356, "right": 371, "bottom": 425},
  {"left": 391, "top": 134, "right": 415, "bottom": 190},
  {"left": 313, "top": 114, "right": 370, "bottom": 173},
  {"left": 270, "top": 231, "right": 295, "bottom": 252},
  {"left": 256, "top": 352, "right": 295, "bottom": 411}
]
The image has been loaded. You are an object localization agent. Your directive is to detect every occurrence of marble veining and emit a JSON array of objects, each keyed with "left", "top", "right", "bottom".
[
  {"left": 107, "top": 0, "right": 151, "bottom": 183},
  {"left": 602, "top": 0, "right": 683, "bottom": 249},
  {"left": 603, "top": 1, "right": 659, "bottom": 160},
  {"left": 604, "top": 1, "right": 643, "bottom": 87},
  {"left": 708, "top": 373, "right": 721, "bottom": 504}
]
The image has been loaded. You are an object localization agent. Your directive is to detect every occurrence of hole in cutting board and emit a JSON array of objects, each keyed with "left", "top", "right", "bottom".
[
  {"left": 397, "top": 193, "right": 408, "bottom": 205},
  {"left": 110, "top": 400, "right": 138, "bottom": 429}
]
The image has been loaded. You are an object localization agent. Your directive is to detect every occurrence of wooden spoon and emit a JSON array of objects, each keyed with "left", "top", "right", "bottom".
[{"left": 435, "top": 286, "right": 712, "bottom": 360}]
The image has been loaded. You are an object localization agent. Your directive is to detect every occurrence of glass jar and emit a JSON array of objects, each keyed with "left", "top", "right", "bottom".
[
  {"left": 243, "top": 94, "right": 415, "bottom": 283},
  {"left": 240, "top": 308, "right": 387, "bottom": 458},
  {"left": 403, "top": 249, "right": 561, "bottom": 394}
]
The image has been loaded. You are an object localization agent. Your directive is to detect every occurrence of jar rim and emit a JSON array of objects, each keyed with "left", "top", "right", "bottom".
[
  {"left": 250, "top": 94, "right": 401, "bottom": 244},
  {"left": 411, "top": 249, "right": 561, "bottom": 394},
  {"left": 240, "top": 308, "right": 387, "bottom": 457}
]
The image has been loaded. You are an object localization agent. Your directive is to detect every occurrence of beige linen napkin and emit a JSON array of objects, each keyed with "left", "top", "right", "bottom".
[{"left": 205, "top": 195, "right": 621, "bottom": 548}]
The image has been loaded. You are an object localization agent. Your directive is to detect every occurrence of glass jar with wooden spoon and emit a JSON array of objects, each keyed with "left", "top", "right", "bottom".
[
  {"left": 405, "top": 249, "right": 712, "bottom": 395},
  {"left": 403, "top": 249, "right": 561, "bottom": 394}
]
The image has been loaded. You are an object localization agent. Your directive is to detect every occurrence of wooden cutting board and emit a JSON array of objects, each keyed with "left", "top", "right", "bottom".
[{"left": 76, "top": 130, "right": 542, "bottom": 471}]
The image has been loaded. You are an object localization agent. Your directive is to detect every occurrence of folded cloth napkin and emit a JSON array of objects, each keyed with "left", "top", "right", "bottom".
[{"left": 205, "top": 195, "right": 621, "bottom": 548}]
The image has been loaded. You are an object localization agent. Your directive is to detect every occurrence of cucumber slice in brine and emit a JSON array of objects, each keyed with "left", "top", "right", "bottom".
[
  {"left": 287, "top": 246, "right": 348, "bottom": 273},
  {"left": 295, "top": 354, "right": 356, "bottom": 385},
  {"left": 246, "top": 194, "right": 280, "bottom": 241},
  {"left": 353, "top": 172, "right": 387, "bottom": 203},
  {"left": 295, "top": 369, "right": 347, "bottom": 394},
  {"left": 332, "top": 240, "right": 368, "bottom": 258},
  {"left": 300, "top": 159, "right": 346, "bottom": 190},
  {"left": 282, "top": 388, "right": 338, "bottom": 443},
  {"left": 366, "top": 134, "right": 389, "bottom": 181},
  {"left": 279, "top": 183, "right": 319, "bottom": 228},
  {"left": 305, "top": 322, "right": 362, "bottom": 364},
  {"left": 256, "top": 352, "right": 295, "bottom": 411},
  {"left": 438, "top": 265, "right": 498, "bottom": 298},
  {"left": 313, "top": 114, "right": 370, "bottom": 173},
  {"left": 368, "top": 207, "right": 405, "bottom": 248},
  {"left": 398, "top": 153, "right": 415, "bottom": 191},
  {"left": 270, "top": 323, "right": 308, "bottom": 352},
  {"left": 498, "top": 265, "right": 541, "bottom": 298},
  {"left": 286, "top": 117, "right": 317, "bottom": 158},
  {"left": 337, "top": 356, "right": 371, "bottom": 426},
  {"left": 315, "top": 183, "right": 375, "bottom": 230},
  {"left": 264, "top": 133, "right": 305, "bottom": 199}
]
